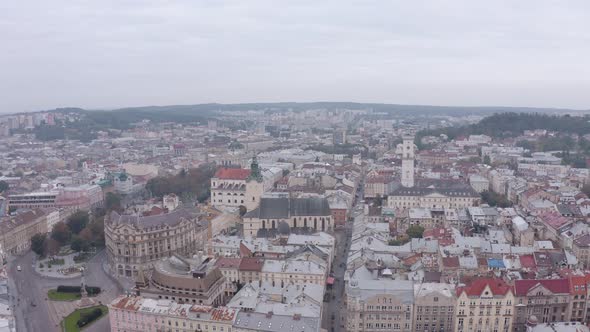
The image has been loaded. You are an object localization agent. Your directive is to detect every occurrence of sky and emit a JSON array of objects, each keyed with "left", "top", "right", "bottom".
[{"left": 1, "top": 0, "right": 590, "bottom": 113}]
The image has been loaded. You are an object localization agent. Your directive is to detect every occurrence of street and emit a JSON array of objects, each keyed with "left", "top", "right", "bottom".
[
  {"left": 6, "top": 250, "right": 122, "bottom": 332},
  {"left": 323, "top": 179, "right": 363, "bottom": 332}
]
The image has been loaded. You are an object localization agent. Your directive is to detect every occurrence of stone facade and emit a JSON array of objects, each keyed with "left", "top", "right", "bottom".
[{"left": 105, "top": 208, "right": 206, "bottom": 277}]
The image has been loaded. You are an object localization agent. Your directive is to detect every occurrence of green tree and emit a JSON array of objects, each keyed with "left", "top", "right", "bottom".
[
  {"left": 104, "top": 192, "right": 122, "bottom": 211},
  {"left": 406, "top": 225, "right": 425, "bottom": 239},
  {"left": 0, "top": 180, "right": 8, "bottom": 192},
  {"left": 483, "top": 155, "right": 491, "bottom": 165},
  {"left": 374, "top": 194, "right": 383, "bottom": 207},
  {"left": 31, "top": 233, "right": 47, "bottom": 256},
  {"left": 67, "top": 211, "right": 90, "bottom": 234},
  {"left": 238, "top": 205, "right": 247, "bottom": 217},
  {"left": 51, "top": 221, "right": 72, "bottom": 245},
  {"left": 481, "top": 190, "right": 513, "bottom": 208},
  {"left": 71, "top": 235, "right": 90, "bottom": 252}
]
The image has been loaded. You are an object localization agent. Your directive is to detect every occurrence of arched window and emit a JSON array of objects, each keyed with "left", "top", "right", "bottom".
[
  {"left": 314, "top": 218, "right": 317, "bottom": 230},
  {"left": 262, "top": 220, "right": 266, "bottom": 229},
  {"left": 304, "top": 218, "right": 307, "bottom": 228},
  {"left": 322, "top": 218, "right": 325, "bottom": 231},
  {"left": 293, "top": 218, "right": 297, "bottom": 228},
  {"left": 272, "top": 220, "right": 276, "bottom": 229}
]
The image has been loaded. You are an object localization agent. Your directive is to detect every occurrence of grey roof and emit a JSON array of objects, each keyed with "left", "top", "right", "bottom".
[
  {"left": 390, "top": 179, "right": 479, "bottom": 197},
  {"left": 109, "top": 207, "right": 198, "bottom": 229},
  {"left": 245, "top": 197, "right": 332, "bottom": 219},
  {"left": 233, "top": 311, "right": 320, "bottom": 332}
]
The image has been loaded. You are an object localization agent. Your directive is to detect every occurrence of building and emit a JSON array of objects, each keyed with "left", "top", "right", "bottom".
[
  {"left": 109, "top": 295, "right": 237, "bottom": 332},
  {"left": 388, "top": 180, "right": 480, "bottom": 210},
  {"left": 0, "top": 209, "right": 47, "bottom": 255},
  {"left": 401, "top": 135, "right": 415, "bottom": 188},
  {"left": 232, "top": 310, "right": 321, "bottom": 332},
  {"left": 113, "top": 172, "right": 134, "bottom": 194},
  {"left": 260, "top": 259, "right": 327, "bottom": 288},
  {"left": 470, "top": 174, "right": 490, "bottom": 193},
  {"left": 412, "top": 282, "right": 456, "bottom": 332},
  {"left": 242, "top": 196, "right": 333, "bottom": 238},
  {"left": 54, "top": 184, "right": 104, "bottom": 210},
  {"left": 346, "top": 279, "right": 414, "bottom": 332},
  {"left": 525, "top": 321, "right": 590, "bottom": 332},
  {"left": 139, "top": 254, "right": 226, "bottom": 306},
  {"left": 333, "top": 129, "right": 347, "bottom": 145},
  {"left": 572, "top": 234, "right": 590, "bottom": 268},
  {"left": 455, "top": 278, "right": 514, "bottom": 332},
  {"left": 210, "top": 168, "right": 250, "bottom": 209},
  {"left": 227, "top": 281, "right": 324, "bottom": 320},
  {"left": 513, "top": 279, "right": 571, "bottom": 331},
  {"left": 210, "top": 157, "right": 264, "bottom": 211},
  {"left": 8, "top": 191, "right": 59, "bottom": 209},
  {"left": 163, "top": 193, "right": 180, "bottom": 212},
  {"left": 105, "top": 207, "right": 207, "bottom": 277}
]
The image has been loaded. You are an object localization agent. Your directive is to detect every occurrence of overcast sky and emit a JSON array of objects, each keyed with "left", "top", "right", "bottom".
[{"left": 1, "top": 0, "right": 590, "bottom": 113}]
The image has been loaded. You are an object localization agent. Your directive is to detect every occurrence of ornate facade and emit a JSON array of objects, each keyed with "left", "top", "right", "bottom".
[{"left": 105, "top": 207, "right": 206, "bottom": 277}]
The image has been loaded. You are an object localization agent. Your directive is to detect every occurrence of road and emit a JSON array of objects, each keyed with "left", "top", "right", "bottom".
[
  {"left": 323, "top": 179, "right": 363, "bottom": 332},
  {"left": 7, "top": 249, "right": 122, "bottom": 332}
]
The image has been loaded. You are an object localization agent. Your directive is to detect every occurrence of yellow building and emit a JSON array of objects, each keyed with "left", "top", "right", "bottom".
[{"left": 455, "top": 278, "right": 514, "bottom": 332}]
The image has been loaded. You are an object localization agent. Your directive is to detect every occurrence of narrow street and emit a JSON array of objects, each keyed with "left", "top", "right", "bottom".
[{"left": 323, "top": 179, "right": 363, "bottom": 332}]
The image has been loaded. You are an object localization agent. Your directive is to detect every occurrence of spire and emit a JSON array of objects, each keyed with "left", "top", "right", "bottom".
[{"left": 247, "top": 154, "right": 263, "bottom": 182}]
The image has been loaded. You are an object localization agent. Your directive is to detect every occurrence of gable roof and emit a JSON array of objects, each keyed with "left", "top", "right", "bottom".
[
  {"left": 457, "top": 278, "right": 512, "bottom": 297},
  {"left": 214, "top": 168, "right": 251, "bottom": 180},
  {"left": 514, "top": 278, "right": 570, "bottom": 296},
  {"left": 244, "top": 197, "right": 332, "bottom": 219}
]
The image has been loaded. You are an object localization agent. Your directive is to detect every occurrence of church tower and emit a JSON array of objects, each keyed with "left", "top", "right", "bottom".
[
  {"left": 245, "top": 155, "right": 264, "bottom": 211},
  {"left": 401, "top": 134, "right": 415, "bottom": 188}
]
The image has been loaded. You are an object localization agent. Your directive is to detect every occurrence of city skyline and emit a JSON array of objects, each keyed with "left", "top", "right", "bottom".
[{"left": 1, "top": 0, "right": 590, "bottom": 112}]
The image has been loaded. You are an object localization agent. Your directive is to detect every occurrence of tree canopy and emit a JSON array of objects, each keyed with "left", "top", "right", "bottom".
[
  {"left": 31, "top": 233, "right": 46, "bottom": 256},
  {"left": 480, "top": 190, "right": 513, "bottom": 208},
  {"left": 146, "top": 163, "right": 216, "bottom": 202},
  {"left": 406, "top": 225, "right": 425, "bottom": 239},
  {"left": 67, "top": 211, "right": 90, "bottom": 234}
]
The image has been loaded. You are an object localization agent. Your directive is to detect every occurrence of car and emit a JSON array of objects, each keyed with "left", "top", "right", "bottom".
[{"left": 16, "top": 266, "right": 21, "bottom": 272}]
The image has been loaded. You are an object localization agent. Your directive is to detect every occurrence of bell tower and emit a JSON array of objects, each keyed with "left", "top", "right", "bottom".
[
  {"left": 245, "top": 155, "right": 264, "bottom": 211},
  {"left": 401, "top": 135, "right": 415, "bottom": 188}
]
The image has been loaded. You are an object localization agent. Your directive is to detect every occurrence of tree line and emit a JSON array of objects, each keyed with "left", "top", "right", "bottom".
[{"left": 145, "top": 163, "right": 217, "bottom": 202}]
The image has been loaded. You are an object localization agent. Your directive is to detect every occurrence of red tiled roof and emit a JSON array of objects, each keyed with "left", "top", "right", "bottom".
[
  {"left": 568, "top": 275, "right": 587, "bottom": 295},
  {"left": 442, "top": 257, "right": 459, "bottom": 268},
  {"left": 238, "top": 257, "right": 264, "bottom": 271},
  {"left": 214, "top": 168, "right": 251, "bottom": 180},
  {"left": 519, "top": 254, "right": 537, "bottom": 269},
  {"left": 215, "top": 257, "right": 242, "bottom": 269},
  {"left": 457, "top": 278, "right": 512, "bottom": 297},
  {"left": 514, "top": 278, "right": 570, "bottom": 296}
]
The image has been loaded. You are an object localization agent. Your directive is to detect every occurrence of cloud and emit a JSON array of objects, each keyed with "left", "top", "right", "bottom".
[{"left": 0, "top": 0, "right": 589, "bottom": 112}]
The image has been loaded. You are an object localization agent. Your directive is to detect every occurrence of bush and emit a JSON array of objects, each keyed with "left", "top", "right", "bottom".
[
  {"left": 86, "top": 286, "right": 101, "bottom": 296},
  {"left": 39, "top": 263, "right": 44, "bottom": 268},
  {"left": 56, "top": 285, "right": 102, "bottom": 295},
  {"left": 57, "top": 285, "right": 81, "bottom": 293},
  {"left": 77, "top": 308, "right": 103, "bottom": 327}
]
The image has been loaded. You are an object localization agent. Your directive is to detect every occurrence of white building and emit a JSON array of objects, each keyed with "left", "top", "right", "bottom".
[{"left": 469, "top": 174, "right": 490, "bottom": 193}]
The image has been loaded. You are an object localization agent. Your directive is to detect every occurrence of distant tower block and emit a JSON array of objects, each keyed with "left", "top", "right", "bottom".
[{"left": 401, "top": 134, "right": 415, "bottom": 188}]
